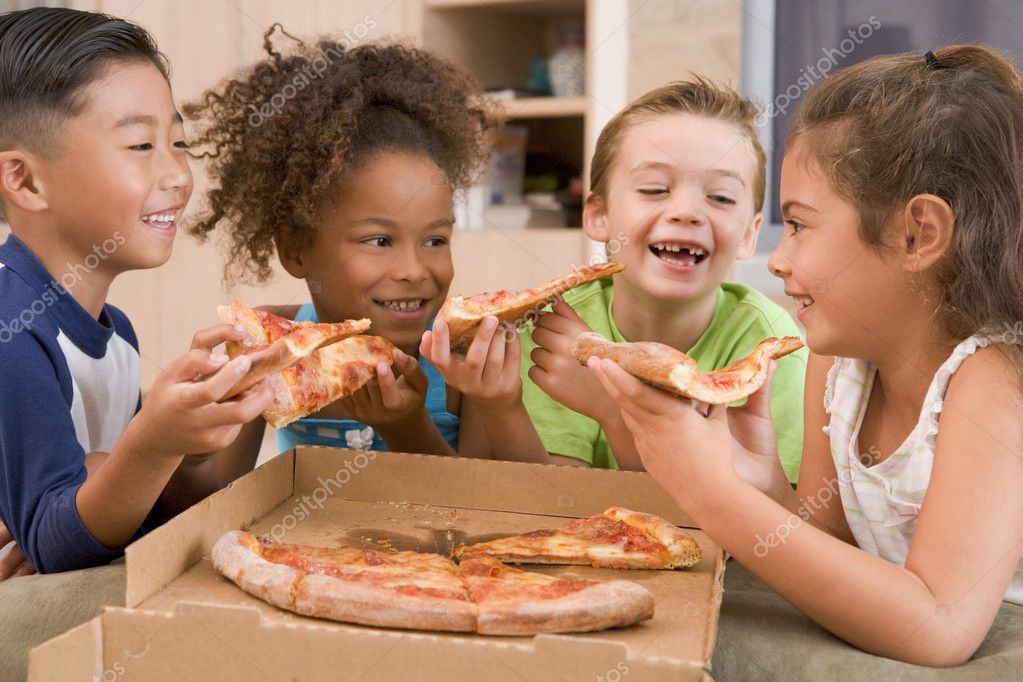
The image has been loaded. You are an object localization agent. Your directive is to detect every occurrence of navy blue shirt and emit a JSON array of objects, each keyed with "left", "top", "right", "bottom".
[{"left": 0, "top": 235, "right": 140, "bottom": 572}]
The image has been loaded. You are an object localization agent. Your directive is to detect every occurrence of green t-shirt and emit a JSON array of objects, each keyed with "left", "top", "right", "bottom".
[{"left": 520, "top": 278, "right": 807, "bottom": 482}]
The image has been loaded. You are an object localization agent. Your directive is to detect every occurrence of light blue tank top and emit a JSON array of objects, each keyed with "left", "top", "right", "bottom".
[{"left": 275, "top": 304, "right": 459, "bottom": 452}]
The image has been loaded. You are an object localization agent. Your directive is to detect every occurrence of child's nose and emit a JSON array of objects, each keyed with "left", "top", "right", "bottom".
[
  {"left": 158, "top": 153, "right": 192, "bottom": 192},
  {"left": 767, "top": 243, "right": 790, "bottom": 278},
  {"left": 666, "top": 186, "right": 704, "bottom": 224},
  {"left": 391, "top": 247, "right": 428, "bottom": 282}
]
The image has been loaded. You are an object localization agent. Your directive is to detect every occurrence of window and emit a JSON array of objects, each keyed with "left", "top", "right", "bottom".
[{"left": 742, "top": 0, "right": 1023, "bottom": 253}]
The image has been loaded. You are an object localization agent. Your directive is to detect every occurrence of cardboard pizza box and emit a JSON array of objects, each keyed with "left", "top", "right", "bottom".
[{"left": 30, "top": 447, "right": 725, "bottom": 681}]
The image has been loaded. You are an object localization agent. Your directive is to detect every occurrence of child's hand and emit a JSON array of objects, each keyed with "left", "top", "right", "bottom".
[
  {"left": 340, "top": 349, "right": 430, "bottom": 430},
  {"left": 0, "top": 520, "right": 34, "bottom": 581},
  {"left": 724, "top": 361, "right": 791, "bottom": 494},
  {"left": 588, "top": 357, "right": 735, "bottom": 497},
  {"left": 420, "top": 316, "right": 521, "bottom": 411},
  {"left": 128, "top": 325, "right": 273, "bottom": 459},
  {"left": 529, "top": 298, "right": 618, "bottom": 423}
]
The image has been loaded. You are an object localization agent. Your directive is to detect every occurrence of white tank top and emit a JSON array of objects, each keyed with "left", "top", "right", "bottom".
[{"left": 824, "top": 333, "right": 1023, "bottom": 604}]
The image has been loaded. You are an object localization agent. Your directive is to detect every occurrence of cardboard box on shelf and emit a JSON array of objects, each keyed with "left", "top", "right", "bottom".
[{"left": 30, "top": 448, "right": 725, "bottom": 682}]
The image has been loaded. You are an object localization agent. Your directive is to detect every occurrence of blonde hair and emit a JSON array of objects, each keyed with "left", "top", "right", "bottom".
[
  {"left": 789, "top": 45, "right": 1023, "bottom": 343},
  {"left": 589, "top": 77, "right": 767, "bottom": 213}
]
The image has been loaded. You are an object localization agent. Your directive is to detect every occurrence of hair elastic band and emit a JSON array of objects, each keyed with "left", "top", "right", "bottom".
[{"left": 925, "top": 50, "right": 941, "bottom": 70}]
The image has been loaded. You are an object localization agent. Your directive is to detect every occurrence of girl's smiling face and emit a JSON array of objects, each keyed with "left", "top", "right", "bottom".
[
  {"left": 280, "top": 151, "right": 455, "bottom": 354},
  {"left": 584, "top": 113, "right": 762, "bottom": 306},
  {"left": 769, "top": 138, "right": 909, "bottom": 358}
]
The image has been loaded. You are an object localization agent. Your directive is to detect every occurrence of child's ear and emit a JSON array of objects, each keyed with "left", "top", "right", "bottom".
[
  {"left": 0, "top": 151, "right": 49, "bottom": 213},
  {"left": 582, "top": 192, "right": 611, "bottom": 243},
  {"left": 734, "top": 212, "right": 764, "bottom": 260},
  {"left": 274, "top": 226, "right": 307, "bottom": 279},
  {"left": 902, "top": 194, "right": 954, "bottom": 272}
]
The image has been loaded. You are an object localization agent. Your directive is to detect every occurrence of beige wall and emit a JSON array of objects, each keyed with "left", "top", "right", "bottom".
[{"left": 628, "top": 0, "right": 741, "bottom": 99}]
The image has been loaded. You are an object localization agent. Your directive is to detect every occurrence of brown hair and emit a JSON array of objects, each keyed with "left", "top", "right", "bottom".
[
  {"left": 589, "top": 77, "right": 767, "bottom": 213},
  {"left": 788, "top": 45, "right": 1023, "bottom": 344},
  {"left": 185, "top": 26, "right": 494, "bottom": 283}
]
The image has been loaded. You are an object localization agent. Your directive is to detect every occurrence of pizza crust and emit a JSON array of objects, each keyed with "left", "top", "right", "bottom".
[
  {"left": 473, "top": 579, "right": 655, "bottom": 636},
  {"left": 295, "top": 574, "right": 477, "bottom": 633},
  {"left": 212, "top": 530, "right": 304, "bottom": 612},
  {"left": 603, "top": 507, "right": 701, "bottom": 569},
  {"left": 572, "top": 332, "right": 804, "bottom": 404}
]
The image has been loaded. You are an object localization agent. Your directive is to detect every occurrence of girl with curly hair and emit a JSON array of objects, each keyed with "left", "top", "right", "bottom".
[{"left": 186, "top": 27, "right": 518, "bottom": 459}]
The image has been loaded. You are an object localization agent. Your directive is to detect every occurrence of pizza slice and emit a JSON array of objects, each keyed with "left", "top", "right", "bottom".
[
  {"left": 217, "top": 301, "right": 395, "bottom": 428},
  {"left": 260, "top": 335, "right": 397, "bottom": 428},
  {"left": 572, "top": 331, "right": 804, "bottom": 404},
  {"left": 212, "top": 530, "right": 477, "bottom": 632},
  {"left": 453, "top": 507, "right": 701, "bottom": 570},
  {"left": 213, "top": 531, "right": 655, "bottom": 636},
  {"left": 459, "top": 556, "right": 654, "bottom": 635},
  {"left": 217, "top": 301, "right": 370, "bottom": 399},
  {"left": 437, "top": 262, "right": 624, "bottom": 353}
]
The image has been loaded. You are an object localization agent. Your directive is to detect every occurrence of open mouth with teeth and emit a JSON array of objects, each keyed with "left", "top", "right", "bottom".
[
  {"left": 792, "top": 295, "right": 814, "bottom": 309},
  {"left": 649, "top": 242, "right": 708, "bottom": 267},
  {"left": 141, "top": 211, "right": 177, "bottom": 230},
  {"left": 375, "top": 298, "right": 427, "bottom": 314},
  {"left": 791, "top": 294, "right": 815, "bottom": 319}
]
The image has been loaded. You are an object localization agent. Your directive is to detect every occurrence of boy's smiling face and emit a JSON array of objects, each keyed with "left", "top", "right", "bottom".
[
  {"left": 284, "top": 151, "right": 455, "bottom": 355},
  {"left": 584, "top": 113, "right": 761, "bottom": 305},
  {"left": 37, "top": 61, "right": 192, "bottom": 275}
]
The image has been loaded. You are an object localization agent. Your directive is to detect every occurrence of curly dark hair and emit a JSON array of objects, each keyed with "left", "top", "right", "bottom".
[{"left": 185, "top": 26, "right": 495, "bottom": 283}]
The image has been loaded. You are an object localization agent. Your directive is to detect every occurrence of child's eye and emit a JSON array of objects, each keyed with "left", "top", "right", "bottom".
[
  {"left": 784, "top": 219, "right": 805, "bottom": 235},
  {"left": 424, "top": 236, "right": 449, "bottom": 247},
  {"left": 638, "top": 187, "right": 667, "bottom": 196},
  {"left": 708, "top": 195, "right": 736, "bottom": 205},
  {"left": 129, "top": 143, "right": 153, "bottom": 151},
  {"left": 362, "top": 236, "right": 391, "bottom": 247},
  {"left": 173, "top": 140, "right": 190, "bottom": 149}
]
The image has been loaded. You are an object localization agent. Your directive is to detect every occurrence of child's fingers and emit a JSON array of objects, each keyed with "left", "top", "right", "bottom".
[
  {"left": 0, "top": 543, "right": 31, "bottom": 581},
  {"left": 506, "top": 324, "right": 522, "bottom": 371},
  {"left": 191, "top": 324, "right": 246, "bottom": 352},
  {"left": 12, "top": 558, "right": 35, "bottom": 578},
  {"left": 588, "top": 358, "right": 676, "bottom": 418},
  {"left": 419, "top": 330, "right": 435, "bottom": 363},
  {"left": 739, "top": 360, "right": 776, "bottom": 420},
  {"left": 529, "top": 346, "right": 555, "bottom": 371},
  {"left": 392, "top": 350, "right": 429, "bottom": 396},
  {"left": 0, "top": 520, "right": 11, "bottom": 547},
  {"left": 464, "top": 316, "right": 498, "bottom": 376},
  {"left": 182, "top": 355, "right": 253, "bottom": 405},
  {"left": 530, "top": 326, "right": 563, "bottom": 352},
  {"left": 202, "top": 379, "right": 272, "bottom": 425},
  {"left": 429, "top": 320, "right": 452, "bottom": 368},
  {"left": 165, "top": 348, "right": 232, "bottom": 383},
  {"left": 549, "top": 297, "right": 587, "bottom": 326},
  {"left": 375, "top": 362, "right": 402, "bottom": 409},
  {"left": 365, "top": 375, "right": 384, "bottom": 407},
  {"left": 480, "top": 324, "right": 509, "bottom": 384}
]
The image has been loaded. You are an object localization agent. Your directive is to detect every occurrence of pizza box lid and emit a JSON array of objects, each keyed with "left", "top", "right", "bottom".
[{"left": 30, "top": 447, "right": 725, "bottom": 681}]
